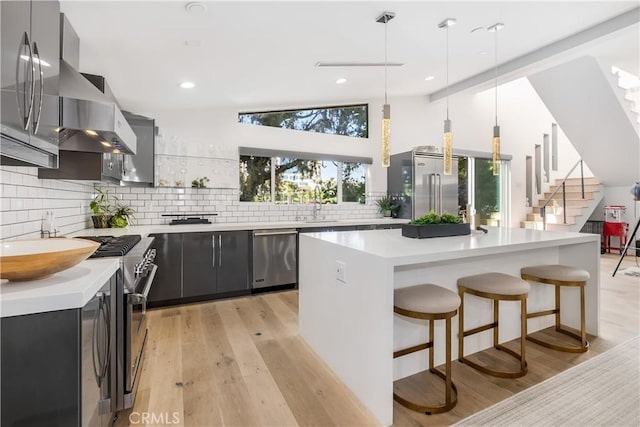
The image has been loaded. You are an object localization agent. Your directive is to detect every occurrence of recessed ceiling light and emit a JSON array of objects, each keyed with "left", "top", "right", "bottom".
[
  {"left": 184, "top": 40, "right": 202, "bottom": 48},
  {"left": 185, "top": 2, "right": 207, "bottom": 14},
  {"left": 336, "top": 78, "right": 347, "bottom": 84},
  {"left": 179, "top": 81, "right": 195, "bottom": 89},
  {"left": 425, "top": 76, "right": 435, "bottom": 81},
  {"left": 85, "top": 130, "right": 98, "bottom": 136},
  {"left": 478, "top": 51, "right": 488, "bottom": 55},
  {"left": 100, "top": 141, "right": 111, "bottom": 147}
]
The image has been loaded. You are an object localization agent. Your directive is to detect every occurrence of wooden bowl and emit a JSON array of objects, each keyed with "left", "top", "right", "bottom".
[{"left": 1, "top": 238, "right": 100, "bottom": 282}]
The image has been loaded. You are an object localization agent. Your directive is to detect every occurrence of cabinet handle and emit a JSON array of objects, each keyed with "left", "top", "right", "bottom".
[
  {"left": 15, "top": 32, "right": 35, "bottom": 130},
  {"left": 31, "top": 41, "right": 43, "bottom": 134},
  {"left": 212, "top": 234, "right": 216, "bottom": 267},
  {"left": 91, "top": 295, "right": 102, "bottom": 386},
  {"left": 218, "top": 234, "right": 222, "bottom": 267}
]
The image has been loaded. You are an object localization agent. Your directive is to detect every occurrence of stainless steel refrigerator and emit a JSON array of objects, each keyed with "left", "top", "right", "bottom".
[{"left": 388, "top": 148, "right": 459, "bottom": 219}]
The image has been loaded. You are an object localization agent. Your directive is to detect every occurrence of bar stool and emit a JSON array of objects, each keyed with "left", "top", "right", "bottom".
[
  {"left": 521, "top": 265, "right": 589, "bottom": 353},
  {"left": 393, "top": 284, "right": 460, "bottom": 415},
  {"left": 458, "top": 272, "right": 530, "bottom": 379}
]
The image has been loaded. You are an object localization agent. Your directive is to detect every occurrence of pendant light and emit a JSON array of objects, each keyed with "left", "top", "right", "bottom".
[
  {"left": 439, "top": 18, "right": 456, "bottom": 175},
  {"left": 377, "top": 12, "right": 395, "bottom": 168},
  {"left": 488, "top": 22, "right": 504, "bottom": 176}
]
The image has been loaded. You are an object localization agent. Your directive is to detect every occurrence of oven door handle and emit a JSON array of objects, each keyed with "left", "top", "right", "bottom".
[{"left": 128, "top": 264, "right": 157, "bottom": 305}]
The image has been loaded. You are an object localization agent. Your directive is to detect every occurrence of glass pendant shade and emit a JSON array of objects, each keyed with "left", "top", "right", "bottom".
[
  {"left": 492, "top": 125, "right": 500, "bottom": 176},
  {"left": 381, "top": 104, "right": 391, "bottom": 167},
  {"left": 443, "top": 119, "right": 452, "bottom": 175}
]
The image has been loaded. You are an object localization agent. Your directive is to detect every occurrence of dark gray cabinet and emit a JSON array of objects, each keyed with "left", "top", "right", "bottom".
[
  {"left": 216, "top": 231, "right": 250, "bottom": 293},
  {"left": 1, "top": 0, "right": 59, "bottom": 168},
  {"left": 1, "top": 272, "right": 116, "bottom": 427},
  {"left": 149, "top": 231, "right": 249, "bottom": 307},
  {"left": 148, "top": 233, "right": 182, "bottom": 304},
  {"left": 182, "top": 232, "right": 216, "bottom": 298}
]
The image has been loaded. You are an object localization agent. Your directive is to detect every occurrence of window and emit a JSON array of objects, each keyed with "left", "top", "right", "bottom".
[
  {"left": 239, "top": 155, "right": 271, "bottom": 202},
  {"left": 238, "top": 104, "right": 368, "bottom": 138},
  {"left": 342, "top": 162, "right": 365, "bottom": 202},
  {"left": 459, "top": 156, "right": 510, "bottom": 226},
  {"left": 239, "top": 148, "right": 372, "bottom": 204}
]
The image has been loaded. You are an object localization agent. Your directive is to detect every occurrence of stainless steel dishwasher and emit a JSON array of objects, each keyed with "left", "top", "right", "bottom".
[{"left": 252, "top": 229, "right": 298, "bottom": 289}]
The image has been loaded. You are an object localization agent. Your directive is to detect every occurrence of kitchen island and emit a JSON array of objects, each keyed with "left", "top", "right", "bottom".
[{"left": 298, "top": 227, "right": 600, "bottom": 426}]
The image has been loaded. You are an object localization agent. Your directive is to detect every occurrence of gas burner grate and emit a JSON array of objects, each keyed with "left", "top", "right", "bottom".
[{"left": 77, "top": 235, "right": 142, "bottom": 257}]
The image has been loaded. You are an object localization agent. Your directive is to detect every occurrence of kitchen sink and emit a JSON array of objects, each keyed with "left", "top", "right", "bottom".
[{"left": 301, "top": 219, "right": 336, "bottom": 223}]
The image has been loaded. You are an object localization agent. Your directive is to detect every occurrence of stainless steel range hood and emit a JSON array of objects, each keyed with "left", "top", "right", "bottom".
[{"left": 57, "top": 14, "right": 136, "bottom": 155}]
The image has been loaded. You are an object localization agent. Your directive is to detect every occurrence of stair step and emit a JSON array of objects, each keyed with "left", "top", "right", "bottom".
[
  {"left": 543, "top": 191, "right": 595, "bottom": 200},
  {"left": 560, "top": 177, "right": 599, "bottom": 185},
  {"left": 521, "top": 220, "right": 574, "bottom": 231},
  {"left": 526, "top": 213, "right": 577, "bottom": 225},
  {"left": 537, "top": 199, "right": 589, "bottom": 208},
  {"left": 546, "top": 223, "right": 574, "bottom": 231},
  {"left": 532, "top": 206, "right": 583, "bottom": 216},
  {"left": 548, "top": 184, "right": 601, "bottom": 192}
]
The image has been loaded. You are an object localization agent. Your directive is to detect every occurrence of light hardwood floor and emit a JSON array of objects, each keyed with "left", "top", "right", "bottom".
[{"left": 116, "top": 254, "right": 639, "bottom": 427}]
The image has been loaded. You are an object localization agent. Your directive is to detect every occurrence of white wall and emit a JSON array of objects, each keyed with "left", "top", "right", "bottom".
[
  {"left": 146, "top": 78, "right": 586, "bottom": 227},
  {"left": 0, "top": 80, "right": 589, "bottom": 237},
  {"left": 0, "top": 166, "right": 94, "bottom": 240}
]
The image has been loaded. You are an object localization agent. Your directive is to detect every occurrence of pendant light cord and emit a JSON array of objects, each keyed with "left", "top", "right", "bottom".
[
  {"left": 446, "top": 24, "right": 450, "bottom": 120},
  {"left": 494, "top": 28, "right": 498, "bottom": 127},
  {"left": 384, "top": 16, "right": 388, "bottom": 105}
]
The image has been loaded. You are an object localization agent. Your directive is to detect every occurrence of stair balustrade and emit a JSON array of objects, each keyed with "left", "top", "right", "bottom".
[{"left": 540, "top": 159, "right": 585, "bottom": 231}]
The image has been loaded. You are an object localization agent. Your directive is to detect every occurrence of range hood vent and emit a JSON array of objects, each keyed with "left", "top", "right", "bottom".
[{"left": 57, "top": 14, "right": 136, "bottom": 155}]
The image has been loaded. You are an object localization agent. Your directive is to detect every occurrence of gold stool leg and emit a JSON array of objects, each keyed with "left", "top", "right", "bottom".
[
  {"left": 458, "top": 289, "right": 464, "bottom": 362},
  {"left": 521, "top": 298, "right": 527, "bottom": 373},
  {"left": 526, "top": 281, "right": 589, "bottom": 353},
  {"left": 446, "top": 316, "right": 452, "bottom": 405}
]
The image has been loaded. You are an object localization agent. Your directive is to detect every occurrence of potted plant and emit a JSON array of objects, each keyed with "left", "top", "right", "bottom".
[
  {"left": 191, "top": 176, "right": 210, "bottom": 188},
  {"left": 89, "top": 188, "right": 112, "bottom": 228},
  {"left": 402, "top": 210, "right": 470, "bottom": 238},
  {"left": 375, "top": 195, "right": 396, "bottom": 217},
  {"left": 111, "top": 197, "right": 135, "bottom": 228}
]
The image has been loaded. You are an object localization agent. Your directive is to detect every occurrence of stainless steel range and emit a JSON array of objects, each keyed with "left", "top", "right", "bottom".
[{"left": 77, "top": 235, "right": 156, "bottom": 412}]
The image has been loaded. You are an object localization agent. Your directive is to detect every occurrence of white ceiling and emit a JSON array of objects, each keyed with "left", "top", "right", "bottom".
[{"left": 60, "top": 1, "right": 639, "bottom": 114}]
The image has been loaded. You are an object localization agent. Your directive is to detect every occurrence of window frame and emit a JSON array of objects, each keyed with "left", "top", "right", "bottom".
[
  {"left": 239, "top": 148, "right": 371, "bottom": 205},
  {"left": 238, "top": 103, "right": 369, "bottom": 138}
]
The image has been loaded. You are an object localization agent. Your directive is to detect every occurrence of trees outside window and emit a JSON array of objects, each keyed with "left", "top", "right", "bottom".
[
  {"left": 239, "top": 104, "right": 368, "bottom": 138},
  {"left": 240, "top": 156, "right": 365, "bottom": 204}
]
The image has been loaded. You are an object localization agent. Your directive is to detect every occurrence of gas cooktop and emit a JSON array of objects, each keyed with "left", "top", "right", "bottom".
[{"left": 77, "top": 235, "right": 142, "bottom": 257}]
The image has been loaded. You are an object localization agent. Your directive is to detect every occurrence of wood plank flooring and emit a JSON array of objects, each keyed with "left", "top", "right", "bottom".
[{"left": 116, "top": 254, "right": 639, "bottom": 427}]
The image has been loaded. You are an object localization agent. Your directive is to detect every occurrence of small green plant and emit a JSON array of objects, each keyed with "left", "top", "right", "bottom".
[
  {"left": 191, "top": 177, "right": 210, "bottom": 188},
  {"left": 90, "top": 188, "right": 111, "bottom": 216},
  {"left": 376, "top": 195, "right": 400, "bottom": 216},
  {"left": 111, "top": 196, "right": 135, "bottom": 228},
  {"left": 409, "top": 210, "right": 461, "bottom": 225}
]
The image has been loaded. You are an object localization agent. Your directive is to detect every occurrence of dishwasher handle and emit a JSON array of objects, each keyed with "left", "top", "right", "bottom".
[{"left": 253, "top": 230, "right": 298, "bottom": 237}]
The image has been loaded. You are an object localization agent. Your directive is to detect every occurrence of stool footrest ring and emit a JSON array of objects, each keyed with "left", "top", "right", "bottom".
[
  {"left": 393, "top": 368, "right": 458, "bottom": 415},
  {"left": 527, "top": 327, "right": 589, "bottom": 353},
  {"left": 459, "top": 344, "right": 528, "bottom": 379}
]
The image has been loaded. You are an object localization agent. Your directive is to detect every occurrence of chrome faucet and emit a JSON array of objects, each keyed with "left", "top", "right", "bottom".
[{"left": 312, "top": 198, "right": 322, "bottom": 219}]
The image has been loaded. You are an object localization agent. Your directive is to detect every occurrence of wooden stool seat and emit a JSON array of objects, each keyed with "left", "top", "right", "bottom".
[
  {"left": 521, "top": 264, "right": 590, "bottom": 353},
  {"left": 458, "top": 273, "right": 530, "bottom": 379},
  {"left": 393, "top": 284, "right": 460, "bottom": 415}
]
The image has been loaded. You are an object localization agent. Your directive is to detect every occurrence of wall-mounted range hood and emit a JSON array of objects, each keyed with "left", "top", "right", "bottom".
[{"left": 57, "top": 13, "right": 136, "bottom": 156}]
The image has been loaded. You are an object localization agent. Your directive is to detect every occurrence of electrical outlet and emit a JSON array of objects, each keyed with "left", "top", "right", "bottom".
[{"left": 336, "top": 261, "right": 346, "bottom": 283}]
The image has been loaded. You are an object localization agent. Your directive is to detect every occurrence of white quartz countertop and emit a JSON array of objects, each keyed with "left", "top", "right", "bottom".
[
  {"left": 0, "top": 258, "right": 120, "bottom": 318},
  {"left": 301, "top": 226, "right": 600, "bottom": 266},
  {"left": 70, "top": 218, "right": 409, "bottom": 237}
]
